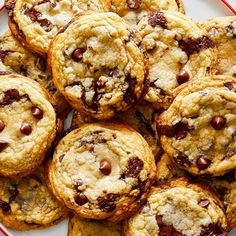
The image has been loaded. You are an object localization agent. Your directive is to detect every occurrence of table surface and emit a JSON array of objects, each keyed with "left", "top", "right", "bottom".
[{"left": 0, "top": 0, "right": 235, "bottom": 235}]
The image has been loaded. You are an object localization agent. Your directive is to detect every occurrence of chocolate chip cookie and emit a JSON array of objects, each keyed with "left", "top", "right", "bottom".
[
  {"left": 123, "top": 177, "right": 228, "bottom": 236},
  {"left": 0, "top": 74, "right": 60, "bottom": 177},
  {"left": 72, "top": 103, "right": 162, "bottom": 158},
  {"left": 135, "top": 11, "right": 217, "bottom": 109},
  {"left": 47, "top": 122, "right": 156, "bottom": 222},
  {"left": 0, "top": 31, "right": 69, "bottom": 116},
  {"left": 206, "top": 171, "right": 236, "bottom": 230},
  {"left": 156, "top": 153, "right": 188, "bottom": 183},
  {"left": 49, "top": 12, "right": 148, "bottom": 119},
  {"left": 109, "top": 0, "right": 185, "bottom": 27},
  {"left": 68, "top": 214, "right": 121, "bottom": 236},
  {"left": 6, "top": 0, "right": 109, "bottom": 57},
  {"left": 0, "top": 166, "right": 68, "bottom": 230},
  {"left": 203, "top": 16, "right": 236, "bottom": 78},
  {"left": 157, "top": 75, "right": 236, "bottom": 176}
]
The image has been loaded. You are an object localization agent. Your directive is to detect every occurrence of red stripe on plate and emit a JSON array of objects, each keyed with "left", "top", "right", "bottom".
[
  {"left": 0, "top": 226, "right": 9, "bottom": 236},
  {"left": 0, "top": 5, "right": 4, "bottom": 12},
  {"left": 221, "top": 0, "right": 236, "bottom": 15}
]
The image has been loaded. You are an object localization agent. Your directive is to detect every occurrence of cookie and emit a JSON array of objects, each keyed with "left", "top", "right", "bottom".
[
  {"left": 0, "top": 166, "right": 68, "bottom": 230},
  {"left": 68, "top": 214, "right": 121, "bottom": 236},
  {"left": 157, "top": 75, "right": 236, "bottom": 176},
  {"left": 0, "top": 31, "right": 69, "bottom": 116},
  {"left": 206, "top": 171, "right": 236, "bottom": 230},
  {"left": 156, "top": 153, "right": 187, "bottom": 182},
  {"left": 6, "top": 0, "right": 110, "bottom": 57},
  {"left": 72, "top": 103, "right": 162, "bottom": 158},
  {"left": 134, "top": 11, "right": 217, "bottom": 109},
  {"left": 0, "top": 74, "right": 60, "bottom": 177},
  {"left": 47, "top": 122, "right": 156, "bottom": 222},
  {"left": 49, "top": 12, "right": 148, "bottom": 120},
  {"left": 123, "top": 177, "right": 228, "bottom": 236},
  {"left": 109, "top": 0, "right": 185, "bottom": 27},
  {"left": 203, "top": 16, "right": 236, "bottom": 78}
]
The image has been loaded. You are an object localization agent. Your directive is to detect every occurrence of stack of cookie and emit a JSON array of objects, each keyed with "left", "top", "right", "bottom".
[{"left": 0, "top": 0, "right": 235, "bottom": 235}]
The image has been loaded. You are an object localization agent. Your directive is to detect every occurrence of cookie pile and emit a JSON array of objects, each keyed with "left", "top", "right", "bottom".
[{"left": 0, "top": 0, "right": 235, "bottom": 235}]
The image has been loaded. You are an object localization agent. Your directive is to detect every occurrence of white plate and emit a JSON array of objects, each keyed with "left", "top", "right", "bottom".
[{"left": 0, "top": 0, "right": 236, "bottom": 235}]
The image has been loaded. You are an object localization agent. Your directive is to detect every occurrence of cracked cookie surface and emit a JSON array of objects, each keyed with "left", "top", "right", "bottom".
[
  {"left": 0, "top": 31, "right": 69, "bottom": 115},
  {"left": 0, "top": 74, "right": 58, "bottom": 177},
  {"left": 68, "top": 214, "right": 121, "bottom": 236},
  {"left": 123, "top": 177, "right": 228, "bottom": 236},
  {"left": 157, "top": 76, "right": 236, "bottom": 176},
  {"left": 49, "top": 12, "right": 148, "bottom": 119},
  {"left": 0, "top": 166, "right": 68, "bottom": 230},
  {"left": 6, "top": 0, "right": 109, "bottom": 56},
  {"left": 47, "top": 122, "right": 156, "bottom": 222},
  {"left": 109, "top": 0, "right": 185, "bottom": 27},
  {"left": 203, "top": 16, "right": 236, "bottom": 78},
  {"left": 134, "top": 11, "right": 217, "bottom": 109}
]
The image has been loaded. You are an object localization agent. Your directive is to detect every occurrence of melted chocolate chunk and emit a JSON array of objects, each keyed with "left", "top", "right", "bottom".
[
  {"left": 59, "top": 154, "right": 65, "bottom": 163},
  {"left": 0, "top": 89, "right": 28, "bottom": 107},
  {"left": 104, "top": 68, "right": 120, "bottom": 77},
  {"left": 178, "top": 36, "right": 214, "bottom": 57},
  {"left": 36, "top": 58, "right": 47, "bottom": 72},
  {"left": 200, "top": 223, "right": 225, "bottom": 236},
  {"left": 124, "top": 74, "right": 137, "bottom": 104},
  {"left": 0, "top": 199, "right": 10, "bottom": 213},
  {"left": 176, "top": 153, "right": 192, "bottom": 167},
  {"left": 176, "top": 70, "right": 189, "bottom": 85},
  {"left": 0, "top": 141, "right": 8, "bottom": 151},
  {"left": 156, "top": 215, "right": 184, "bottom": 236},
  {"left": 157, "top": 121, "right": 190, "bottom": 139},
  {"left": 97, "top": 194, "right": 119, "bottom": 212},
  {"left": 126, "top": 0, "right": 141, "bottom": 9},
  {"left": 19, "top": 65, "right": 28, "bottom": 76},
  {"left": 148, "top": 12, "right": 167, "bottom": 29},
  {"left": 224, "top": 82, "right": 234, "bottom": 90},
  {"left": 0, "top": 120, "right": 5, "bottom": 132},
  {"left": 24, "top": 7, "right": 53, "bottom": 32},
  {"left": 226, "top": 24, "right": 236, "bottom": 39},
  {"left": 199, "top": 199, "right": 210, "bottom": 208},
  {"left": 124, "top": 156, "right": 144, "bottom": 178}
]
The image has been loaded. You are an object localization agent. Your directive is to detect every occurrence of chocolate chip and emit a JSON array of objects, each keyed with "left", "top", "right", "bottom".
[
  {"left": 99, "top": 160, "right": 112, "bottom": 175},
  {"left": 0, "top": 141, "right": 8, "bottom": 151},
  {"left": 0, "top": 120, "right": 5, "bottom": 132},
  {"left": 197, "top": 156, "right": 211, "bottom": 170},
  {"left": 97, "top": 194, "right": 119, "bottom": 212},
  {"left": 200, "top": 223, "right": 225, "bottom": 236},
  {"left": 0, "top": 49, "right": 12, "bottom": 61},
  {"left": 178, "top": 36, "right": 214, "bottom": 57},
  {"left": 8, "top": 185, "right": 18, "bottom": 203},
  {"left": 175, "top": 122, "right": 189, "bottom": 140},
  {"left": 71, "top": 48, "right": 85, "bottom": 62},
  {"left": 124, "top": 156, "right": 144, "bottom": 178},
  {"left": 176, "top": 153, "right": 191, "bottom": 167},
  {"left": 126, "top": 0, "right": 141, "bottom": 9},
  {"left": 20, "top": 122, "right": 32, "bottom": 135},
  {"left": 224, "top": 82, "right": 234, "bottom": 90},
  {"left": 124, "top": 74, "right": 137, "bottom": 104},
  {"left": 38, "top": 18, "right": 53, "bottom": 32},
  {"left": 74, "top": 192, "right": 88, "bottom": 205},
  {"left": 157, "top": 122, "right": 190, "bottom": 139},
  {"left": 24, "top": 7, "right": 42, "bottom": 22},
  {"left": 59, "top": 154, "right": 65, "bottom": 163},
  {"left": 148, "top": 11, "right": 167, "bottom": 29},
  {"left": 156, "top": 215, "right": 183, "bottom": 236},
  {"left": 199, "top": 199, "right": 210, "bottom": 208},
  {"left": 31, "top": 107, "right": 43, "bottom": 119},
  {"left": 36, "top": 58, "right": 47, "bottom": 72},
  {"left": 0, "top": 89, "right": 21, "bottom": 107},
  {"left": 0, "top": 200, "right": 10, "bottom": 213},
  {"left": 105, "top": 68, "right": 119, "bottom": 77},
  {"left": 176, "top": 70, "right": 189, "bottom": 85},
  {"left": 210, "top": 115, "right": 226, "bottom": 130}
]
